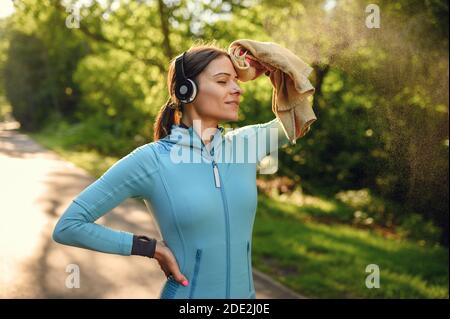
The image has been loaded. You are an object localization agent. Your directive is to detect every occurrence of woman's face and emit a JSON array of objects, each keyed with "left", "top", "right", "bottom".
[{"left": 189, "top": 55, "right": 243, "bottom": 122}]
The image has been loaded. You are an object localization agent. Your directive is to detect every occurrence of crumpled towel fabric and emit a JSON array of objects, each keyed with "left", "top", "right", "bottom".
[{"left": 228, "top": 39, "right": 317, "bottom": 143}]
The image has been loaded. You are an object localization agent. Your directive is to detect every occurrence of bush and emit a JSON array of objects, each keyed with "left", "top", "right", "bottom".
[
  {"left": 334, "top": 188, "right": 397, "bottom": 227},
  {"left": 397, "top": 213, "right": 442, "bottom": 245},
  {"left": 0, "top": 96, "right": 12, "bottom": 121},
  {"left": 335, "top": 188, "right": 442, "bottom": 244},
  {"left": 36, "top": 112, "right": 137, "bottom": 157}
]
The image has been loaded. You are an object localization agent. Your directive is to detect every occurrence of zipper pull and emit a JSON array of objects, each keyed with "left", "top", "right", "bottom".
[{"left": 212, "top": 161, "right": 221, "bottom": 188}]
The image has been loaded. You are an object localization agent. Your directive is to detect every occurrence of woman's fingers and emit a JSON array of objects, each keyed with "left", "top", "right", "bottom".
[
  {"left": 247, "top": 56, "right": 269, "bottom": 79},
  {"left": 156, "top": 243, "right": 189, "bottom": 287},
  {"left": 162, "top": 267, "right": 170, "bottom": 278},
  {"left": 167, "top": 256, "right": 189, "bottom": 286}
]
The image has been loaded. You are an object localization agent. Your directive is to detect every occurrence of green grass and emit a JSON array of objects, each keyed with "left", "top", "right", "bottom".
[
  {"left": 253, "top": 193, "right": 449, "bottom": 298},
  {"left": 28, "top": 129, "right": 117, "bottom": 179},
  {"left": 28, "top": 123, "right": 449, "bottom": 299}
]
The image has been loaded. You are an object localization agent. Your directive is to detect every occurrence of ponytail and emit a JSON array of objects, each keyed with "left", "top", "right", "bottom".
[{"left": 153, "top": 97, "right": 182, "bottom": 141}]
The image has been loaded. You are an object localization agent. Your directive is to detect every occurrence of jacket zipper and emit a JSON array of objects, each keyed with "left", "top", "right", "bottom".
[
  {"left": 212, "top": 161, "right": 221, "bottom": 188},
  {"left": 189, "top": 249, "right": 202, "bottom": 299},
  {"left": 211, "top": 159, "right": 231, "bottom": 298},
  {"left": 204, "top": 143, "right": 230, "bottom": 298}
]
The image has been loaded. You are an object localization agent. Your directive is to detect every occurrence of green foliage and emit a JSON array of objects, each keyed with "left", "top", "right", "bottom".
[
  {"left": 3, "top": 31, "right": 51, "bottom": 131},
  {"left": 335, "top": 188, "right": 396, "bottom": 227},
  {"left": 279, "top": 69, "right": 382, "bottom": 193},
  {"left": 397, "top": 214, "right": 442, "bottom": 245},
  {"left": 28, "top": 118, "right": 119, "bottom": 178},
  {"left": 334, "top": 188, "right": 442, "bottom": 244},
  {"left": 2, "top": 2, "right": 88, "bottom": 130},
  {"left": 261, "top": 0, "right": 449, "bottom": 245},
  {"left": 41, "top": 112, "right": 144, "bottom": 156},
  {"left": 72, "top": 50, "right": 159, "bottom": 152},
  {"left": 0, "top": 95, "right": 11, "bottom": 121}
]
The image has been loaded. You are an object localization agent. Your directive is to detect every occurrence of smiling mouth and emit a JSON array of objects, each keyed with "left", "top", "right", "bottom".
[{"left": 225, "top": 102, "right": 239, "bottom": 108}]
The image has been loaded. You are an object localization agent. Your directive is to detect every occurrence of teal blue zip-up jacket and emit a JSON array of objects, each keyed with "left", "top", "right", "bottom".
[{"left": 52, "top": 117, "right": 292, "bottom": 299}]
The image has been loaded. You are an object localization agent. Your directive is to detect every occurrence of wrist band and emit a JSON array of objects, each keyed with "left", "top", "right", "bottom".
[{"left": 131, "top": 235, "right": 157, "bottom": 258}]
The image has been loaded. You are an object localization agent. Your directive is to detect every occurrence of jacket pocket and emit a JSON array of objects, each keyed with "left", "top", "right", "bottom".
[
  {"left": 189, "top": 248, "right": 203, "bottom": 299},
  {"left": 247, "top": 241, "right": 252, "bottom": 292}
]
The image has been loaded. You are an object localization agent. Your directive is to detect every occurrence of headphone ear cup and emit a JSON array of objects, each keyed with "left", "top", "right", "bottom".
[{"left": 176, "top": 78, "right": 198, "bottom": 103}]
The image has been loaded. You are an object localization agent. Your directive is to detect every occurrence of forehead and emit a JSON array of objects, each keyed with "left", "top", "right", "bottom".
[{"left": 203, "top": 55, "right": 237, "bottom": 78}]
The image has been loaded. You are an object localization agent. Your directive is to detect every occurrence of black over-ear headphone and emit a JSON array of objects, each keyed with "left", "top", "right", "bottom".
[{"left": 174, "top": 51, "right": 198, "bottom": 104}]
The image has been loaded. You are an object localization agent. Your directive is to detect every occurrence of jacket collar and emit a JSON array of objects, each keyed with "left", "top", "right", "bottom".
[{"left": 167, "top": 122, "right": 225, "bottom": 158}]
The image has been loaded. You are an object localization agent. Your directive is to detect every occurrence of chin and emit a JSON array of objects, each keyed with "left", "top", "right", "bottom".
[
  {"left": 229, "top": 113, "right": 239, "bottom": 121},
  {"left": 220, "top": 112, "right": 239, "bottom": 122}
]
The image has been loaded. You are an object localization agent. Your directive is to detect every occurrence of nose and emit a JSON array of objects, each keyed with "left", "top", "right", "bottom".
[{"left": 231, "top": 82, "right": 243, "bottom": 95}]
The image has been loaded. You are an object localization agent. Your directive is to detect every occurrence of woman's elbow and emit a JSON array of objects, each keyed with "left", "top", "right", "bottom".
[
  {"left": 52, "top": 215, "right": 81, "bottom": 246},
  {"left": 52, "top": 201, "right": 88, "bottom": 245},
  {"left": 52, "top": 218, "right": 69, "bottom": 245}
]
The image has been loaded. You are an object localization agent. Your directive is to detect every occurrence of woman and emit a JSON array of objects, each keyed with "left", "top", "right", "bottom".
[{"left": 52, "top": 42, "right": 293, "bottom": 299}]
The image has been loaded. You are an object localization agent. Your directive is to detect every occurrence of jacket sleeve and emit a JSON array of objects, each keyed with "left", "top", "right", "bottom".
[
  {"left": 226, "top": 117, "right": 293, "bottom": 166},
  {"left": 52, "top": 144, "right": 158, "bottom": 256}
]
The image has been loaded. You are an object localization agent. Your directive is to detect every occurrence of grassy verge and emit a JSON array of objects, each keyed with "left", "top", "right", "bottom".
[
  {"left": 253, "top": 193, "right": 449, "bottom": 298},
  {"left": 28, "top": 129, "right": 117, "bottom": 179}
]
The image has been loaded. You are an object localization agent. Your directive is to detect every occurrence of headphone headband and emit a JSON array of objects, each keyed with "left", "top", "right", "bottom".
[{"left": 175, "top": 52, "right": 186, "bottom": 82}]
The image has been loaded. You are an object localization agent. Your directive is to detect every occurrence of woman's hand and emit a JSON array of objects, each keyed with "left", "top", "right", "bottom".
[
  {"left": 154, "top": 240, "right": 189, "bottom": 287},
  {"left": 247, "top": 56, "right": 269, "bottom": 78},
  {"left": 231, "top": 46, "right": 271, "bottom": 81}
]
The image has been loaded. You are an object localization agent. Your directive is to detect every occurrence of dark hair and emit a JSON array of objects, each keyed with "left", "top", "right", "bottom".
[{"left": 153, "top": 40, "right": 229, "bottom": 141}]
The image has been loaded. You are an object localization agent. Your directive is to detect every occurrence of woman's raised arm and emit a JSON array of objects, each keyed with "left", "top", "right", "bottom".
[{"left": 225, "top": 117, "right": 293, "bottom": 167}]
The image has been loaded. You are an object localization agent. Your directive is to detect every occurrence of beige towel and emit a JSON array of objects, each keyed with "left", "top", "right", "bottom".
[{"left": 228, "top": 39, "right": 317, "bottom": 143}]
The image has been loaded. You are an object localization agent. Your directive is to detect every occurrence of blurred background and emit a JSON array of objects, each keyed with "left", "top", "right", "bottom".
[{"left": 0, "top": 0, "right": 448, "bottom": 298}]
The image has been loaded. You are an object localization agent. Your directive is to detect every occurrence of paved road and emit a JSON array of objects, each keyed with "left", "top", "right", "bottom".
[{"left": 0, "top": 120, "right": 305, "bottom": 299}]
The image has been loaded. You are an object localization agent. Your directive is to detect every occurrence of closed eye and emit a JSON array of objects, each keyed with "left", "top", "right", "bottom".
[{"left": 217, "top": 79, "right": 239, "bottom": 84}]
